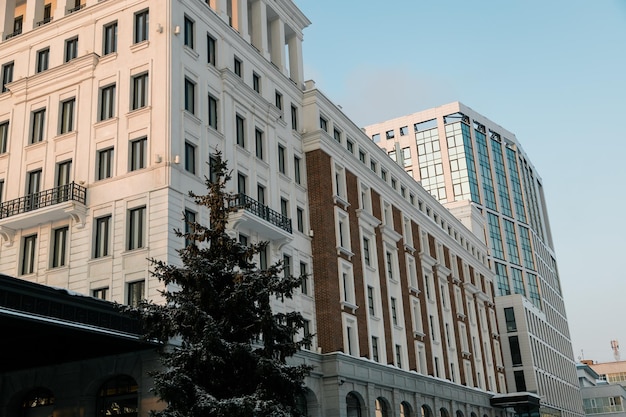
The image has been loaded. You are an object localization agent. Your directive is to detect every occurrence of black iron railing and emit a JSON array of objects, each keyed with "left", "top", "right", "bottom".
[
  {"left": 5, "top": 29, "right": 22, "bottom": 40},
  {"left": 230, "top": 193, "right": 292, "bottom": 233},
  {"left": 67, "top": 4, "right": 85, "bottom": 13},
  {"left": 36, "top": 17, "right": 53, "bottom": 26},
  {"left": 0, "top": 182, "right": 87, "bottom": 219}
]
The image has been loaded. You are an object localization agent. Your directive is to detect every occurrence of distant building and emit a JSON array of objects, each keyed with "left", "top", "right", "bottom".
[
  {"left": 365, "top": 103, "right": 583, "bottom": 417},
  {"left": 577, "top": 361, "right": 626, "bottom": 416}
]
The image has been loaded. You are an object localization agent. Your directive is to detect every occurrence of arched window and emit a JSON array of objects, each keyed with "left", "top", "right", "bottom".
[
  {"left": 346, "top": 392, "right": 361, "bottom": 417},
  {"left": 401, "top": 401, "right": 413, "bottom": 417},
  {"left": 97, "top": 375, "right": 139, "bottom": 417},
  {"left": 440, "top": 407, "right": 450, "bottom": 417},
  {"left": 376, "top": 397, "right": 390, "bottom": 417},
  {"left": 21, "top": 388, "right": 54, "bottom": 417},
  {"left": 457, "top": 411, "right": 464, "bottom": 417},
  {"left": 295, "top": 392, "right": 308, "bottom": 416},
  {"left": 422, "top": 405, "right": 433, "bottom": 417}
]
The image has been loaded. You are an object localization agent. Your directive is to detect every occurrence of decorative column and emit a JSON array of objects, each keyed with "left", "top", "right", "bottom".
[
  {"left": 269, "top": 17, "right": 285, "bottom": 73},
  {"left": 250, "top": 0, "right": 269, "bottom": 60},
  {"left": 287, "top": 33, "right": 304, "bottom": 88},
  {"left": 0, "top": 0, "right": 17, "bottom": 40}
]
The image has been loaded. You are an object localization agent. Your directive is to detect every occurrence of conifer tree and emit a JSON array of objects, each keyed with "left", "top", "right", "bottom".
[{"left": 134, "top": 152, "right": 312, "bottom": 417}]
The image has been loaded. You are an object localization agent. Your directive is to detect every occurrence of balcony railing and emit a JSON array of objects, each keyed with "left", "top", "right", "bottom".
[
  {"left": 0, "top": 182, "right": 87, "bottom": 219},
  {"left": 5, "top": 29, "right": 22, "bottom": 40},
  {"left": 230, "top": 193, "right": 292, "bottom": 234},
  {"left": 36, "top": 17, "right": 53, "bottom": 27},
  {"left": 67, "top": 4, "right": 85, "bottom": 13}
]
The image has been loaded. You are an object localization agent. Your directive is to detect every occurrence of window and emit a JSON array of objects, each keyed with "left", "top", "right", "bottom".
[
  {"left": 21, "top": 234, "right": 37, "bottom": 275},
  {"left": 127, "top": 206, "right": 146, "bottom": 250},
  {"left": 319, "top": 116, "right": 328, "bottom": 132},
  {"left": 280, "top": 198, "right": 288, "bottom": 218},
  {"left": 103, "top": 21, "right": 118, "bottom": 55},
  {"left": 64, "top": 37, "right": 78, "bottom": 62},
  {"left": 184, "top": 16, "right": 194, "bottom": 48},
  {"left": 514, "top": 370, "right": 526, "bottom": 392},
  {"left": 255, "top": 128, "right": 264, "bottom": 159},
  {"left": 56, "top": 160, "right": 72, "bottom": 201},
  {"left": 509, "top": 336, "right": 522, "bottom": 366},
  {"left": 184, "top": 209, "right": 196, "bottom": 247},
  {"left": 36, "top": 48, "right": 49, "bottom": 73},
  {"left": 31, "top": 109, "right": 46, "bottom": 144},
  {"left": 209, "top": 154, "right": 219, "bottom": 183},
  {"left": 302, "top": 320, "right": 311, "bottom": 350},
  {"left": 283, "top": 254, "right": 291, "bottom": 278},
  {"left": 300, "top": 262, "right": 309, "bottom": 295},
  {"left": 400, "top": 126, "right": 408, "bottom": 136},
  {"left": 372, "top": 133, "right": 380, "bottom": 143},
  {"left": 97, "top": 148, "right": 114, "bottom": 180},
  {"left": 372, "top": 336, "right": 379, "bottom": 362},
  {"left": 237, "top": 172, "right": 246, "bottom": 194},
  {"left": 386, "top": 129, "right": 395, "bottom": 140},
  {"left": 208, "top": 94, "right": 218, "bottom": 129},
  {"left": 1, "top": 62, "right": 13, "bottom": 93},
  {"left": 26, "top": 169, "right": 42, "bottom": 211},
  {"left": 93, "top": 287, "right": 108, "bottom": 300},
  {"left": 395, "top": 344, "right": 402, "bottom": 368},
  {"left": 367, "top": 286, "right": 375, "bottom": 315},
  {"left": 99, "top": 84, "right": 116, "bottom": 121},
  {"left": 94, "top": 215, "right": 111, "bottom": 258},
  {"left": 130, "top": 137, "right": 147, "bottom": 171},
  {"left": 234, "top": 56, "right": 242, "bottom": 77},
  {"left": 333, "top": 128, "right": 341, "bottom": 143},
  {"left": 291, "top": 104, "right": 298, "bottom": 130},
  {"left": 59, "top": 98, "right": 75, "bottom": 134},
  {"left": 127, "top": 280, "right": 145, "bottom": 306},
  {"left": 51, "top": 226, "right": 68, "bottom": 268},
  {"left": 207, "top": 33, "right": 216, "bottom": 65},
  {"left": 294, "top": 156, "right": 302, "bottom": 184},
  {"left": 184, "top": 78, "right": 195, "bottom": 114},
  {"left": 505, "top": 307, "right": 517, "bottom": 332},
  {"left": 278, "top": 144, "right": 286, "bottom": 174},
  {"left": 0, "top": 121, "right": 8, "bottom": 153},
  {"left": 296, "top": 207, "right": 304, "bottom": 233},
  {"left": 346, "top": 139, "right": 354, "bottom": 153},
  {"left": 391, "top": 297, "right": 398, "bottom": 325},
  {"left": 259, "top": 245, "right": 267, "bottom": 269},
  {"left": 275, "top": 90, "right": 283, "bottom": 110},
  {"left": 363, "top": 237, "right": 371, "bottom": 266},
  {"left": 252, "top": 72, "right": 260, "bottom": 93},
  {"left": 185, "top": 142, "right": 196, "bottom": 174},
  {"left": 131, "top": 73, "right": 148, "bottom": 110},
  {"left": 236, "top": 115, "right": 245, "bottom": 147},
  {"left": 359, "top": 150, "right": 366, "bottom": 163},
  {"left": 134, "top": 9, "right": 149, "bottom": 43}
]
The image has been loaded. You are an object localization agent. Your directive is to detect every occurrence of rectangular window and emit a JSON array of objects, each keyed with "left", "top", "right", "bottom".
[
  {"left": 1, "top": 62, "right": 14, "bottom": 93},
  {"left": 319, "top": 116, "right": 328, "bottom": 132},
  {"left": 21, "top": 234, "right": 37, "bottom": 275},
  {"left": 234, "top": 57, "right": 242, "bottom": 77},
  {"left": 302, "top": 320, "right": 311, "bottom": 350},
  {"left": 99, "top": 84, "right": 116, "bottom": 121},
  {"left": 346, "top": 139, "right": 354, "bottom": 153},
  {"left": 185, "top": 142, "right": 196, "bottom": 174},
  {"left": 59, "top": 98, "right": 75, "bottom": 134},
  {"left": 208, "top": 94, "right": 218, "bottom": 129},
  {"left": 504, "top": 307, "right": 517, "bottom": 332},
  {"left": 93, "top": 287, "right": 108, "bottom": 300},
  {"left": 278, "top": 144, "right": 286, "bottom": 174},
  {"left": 294, "top": 156, "right": 302, "bottom": 184},
  {"left": 207, "top": 33, "right": 216, "bottom": 65},
  {"left": 64, "top": 37, "right": 78, "bottom": 62},
  {"left": 134, "top": 9, "right": 149, "bottom": 43},
  {"left": 275, "top": 90, "right": 283, "bottom": 110},
  {"left": 184, "top": 16, "right": 194, "bottom": 48},
  {"left": 514, "top": 370, "right": 526, "bottom": 392},
  {"left": 252, "top": 72, "right": 260, "bottom": 93},
  {"left": 209, "top": 154, "right": 219, "bottom": 183},
  {"left": 333, "top": 128, "right": 341, "bottom": 143},
  {"left": 56, "top": 160, "right": 72, "bottom": 202},
  {"left": 94, "top": 215, "right": 111, "bottom": 258},
  {"left": 31, "top": 109, "right": 46, "bottom": 144},
  {"left": 97, "top": 147, "right": 114, "bottom": 180},
  {"left": 131, "top": 73, "right": 149, "bottom": 110},
  {"left": 283, "top": 254, "right": 291, "bottom": 278},
  {"left": 184, "top": 78, "right": 195, "bottom": 114},
  {"left": 103, "top": 21, "right": 118, "bottom": 55},
  {"left": 363, "top": 237, "right": 371, "bottom": 266},
  {"left": 391, "top": 297, "right": 398, "bottom": 325},
  {"left": 51, "top": 226, "right": 69, "bottom": 268},
  {"left": 256, "top": 184, "right": 265, "bottom": 205},
  {"left": 280, "top": 198, "right": 288, "bottom": 218},
  {"left": 127, "top": 280, "right": 145, "bottom": 307},
  {"left": 128, "top": 206, "right": 146, "bottom": 250},
  {"left": 236, "top": 115, "right": 245, "bottom": 147},
  {"left": 372, "top": 336, "right": 379, "bottom": 362},
  {"left": 259, "top": 245, "right": 267, "bottom": 270},
  {"left": 255, "top": 128, "right": 264, "bottom": 159},
  {"left": 184, "top": 209, "right": 196, "bottom": 247},
  {"left": 36, "top": 48, "right": 49, "bottom": 73},
  {"left": 291, "top": 105, "right": 298, "bottom": 130},
  {"left": 509, "top": 336, "right": 522, "bottom": 366},
  {"left": 300, "top": 262, "right": 309, "bottom": 295},
  {"left": 296, "top": 207, "right": 304, "bottom": 233},
  {"left": 395, "top": 344, "right": 402, "bottom": 368},
  {"left": 367, "top": 286, "right": 375, "bottom": 315},
  {"left": 130, "top": 137, "right": 147, "bottom": 171},
  {"left": 0, "top": 121, "right": 8, "bottom": 153},
  {"left": 237, "top": 172, "right": 246, "bottom": 195},
  {"left": 13, "top": 16, "right": 23, "bottom": 36}
]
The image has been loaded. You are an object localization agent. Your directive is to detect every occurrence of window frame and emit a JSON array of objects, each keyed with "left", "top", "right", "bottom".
[
  {"left": 103, "top": 21, "right": 118, "bottom": 55},
  {"left": 1, "top": 61, "right": 14, "bottom": 93},
  {"left": 97, "top": 147, "right": 114, "bottom": 180},
  {"left": 184, "top": 141, "right": 196, "bottom": 174},
  {"left": 99, "top": 84, "right": 116, "bottom": 121},
  {"left": 64, "top": 36, "right": 78, "bottom": 62},
  {"left": 36, "top": 48, "right": 49, "bottom": 73},
  {"left": 208, "top": 94, "right": 218, "bottom": 129},
  {"left": 131, "top": 72, "right": 149, "bottom": 110},
  {"left": 21, "top": 234, "right": 37, "bottom": 275},
  {"left": 134, "top": 9, "right": 149, "bottom": 43},
  {"left": 207, "top": 33, "right": 217, "bottom": 66},
  {"left": 51, "top": 226, "right": 69, "bottom": 268},
  {"left": 127, "top": 206, "right": 146, "bottom": 250},
  {"left": 129, "top": 137, "right": 147, "bottom": 171},
  {"left": 30, "top": 108, "right": 46, "bottom": 144},
  {"left": 184, "top": 78, "right": 196, "bottom": 114},
  {"left": 183, "top": 15, "right": 195, "bottom": 49},
  {"left": 94, "top": 215, "right": 111, "bottom": 258},
  {"left": 59, "top": 97, "right": 75, "bottom": 134},
  {"left": 0, "top": 120, "right": 9, "bottom": 153},
  {"left": 236, "top": 114, "right": 245, "bottom": 147}
]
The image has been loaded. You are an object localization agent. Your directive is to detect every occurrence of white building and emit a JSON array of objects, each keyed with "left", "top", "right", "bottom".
[
  {"left": 365, "top": 103, "right": 583, "bottom": 417},
  {"left": 0, "top": 1, "right": 523, "bottom": 416}
]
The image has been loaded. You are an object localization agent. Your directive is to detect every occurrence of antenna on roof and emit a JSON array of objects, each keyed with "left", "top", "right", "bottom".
[{"left": 611, "top": 340, "right": 620, "bottom": 362}]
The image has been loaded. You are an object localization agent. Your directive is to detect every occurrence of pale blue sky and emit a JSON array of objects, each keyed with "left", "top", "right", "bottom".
[{"left": 296, "top": 0, "right": 626, "bottom": 363}]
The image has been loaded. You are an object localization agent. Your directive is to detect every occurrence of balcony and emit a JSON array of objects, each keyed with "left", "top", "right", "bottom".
[
  {"left": 5, "top": 29, "right": 22, "bottom": 40},
  {"left": 67, "top": 4, "right": 85, "bottom": 13},
  {"left": 0, "top": 182, "right": 87, "bottom": 244},
  {"left": 36, "top": 17, "right": 53, "bottom": 27},
  {"left": 229, "top": 193, "right": 293, "bottom": 242}
]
